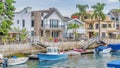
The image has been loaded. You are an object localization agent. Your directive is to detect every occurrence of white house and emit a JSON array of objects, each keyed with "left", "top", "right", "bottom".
[
  {"left": 12, "top": 7, "right": 65, "bottom": 40},
  {"left": 64, "top": 18, "right": 86, "bottom": 39},
  {"left": 12, "top": 7, "right": 33, "bottom": 37},
  {"left": 108, "top": 9, "right": 118, "bottom": 29}
]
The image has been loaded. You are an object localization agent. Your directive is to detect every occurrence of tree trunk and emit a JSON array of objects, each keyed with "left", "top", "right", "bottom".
[{"left": 98, "top": 17, "right": 101, "bottom": 41}]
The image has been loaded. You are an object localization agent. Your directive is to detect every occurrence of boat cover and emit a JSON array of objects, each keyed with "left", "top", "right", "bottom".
[
  {"left": 95, "top": 46, "right": 108, "bottom": 51},
  {"left": 107, "top": 60, "right": 120, "bottom": 67},
  {"left": 108, "top": 44, "right": 120, "bottom": 50}
]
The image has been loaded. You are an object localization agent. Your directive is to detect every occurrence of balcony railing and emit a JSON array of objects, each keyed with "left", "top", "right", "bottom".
[
  {"left": 41, "top": 24, "right": 64, "bottom": 29},
  {"left": 87, "top": 27, "right": 94, "bottom": 30}
]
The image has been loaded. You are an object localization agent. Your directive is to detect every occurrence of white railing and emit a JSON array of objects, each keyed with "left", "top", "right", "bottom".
[{"left": 82, "top": 36, "right": 99, "bottom": 49}]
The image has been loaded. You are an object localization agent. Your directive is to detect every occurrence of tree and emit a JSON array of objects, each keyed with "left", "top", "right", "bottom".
[
  {"left": 91, "top": 3, "right": 106, "bottom": 41},
  {"left": 0, "top": 0, "right": 15, "bottom": 44},
  {"left": 76, "top": 4, "right": 89, "bottom": 21},
  {"left": 67, "top": 23, "right": 80, "bottom": 48},
  {"left": 14, "top": 27, "right": 28, "bottom": 43}
]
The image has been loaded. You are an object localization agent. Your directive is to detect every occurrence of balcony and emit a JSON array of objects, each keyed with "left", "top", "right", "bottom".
[
  {"left": 87, "top": 27, "right": 94, "bottom": 31},
  {"left": 41, "top": 24, "right": 64, "bottom": 30}
]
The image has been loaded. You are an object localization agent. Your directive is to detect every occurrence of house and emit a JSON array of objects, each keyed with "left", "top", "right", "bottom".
[
  {"left": 12, "top": 7, "right": 32, "bottom": 37},
  {"left": 12, "top": 7, "right": 65, "bottom": 40},
  {"left": 108, "top": 9, "right": 119, "bottom": 29},
  {"left": 63, "top": 17, "right": 86, "bottom": 39},
  {"left": 80, "top": 11, "right": 117, "bottom": 38}
]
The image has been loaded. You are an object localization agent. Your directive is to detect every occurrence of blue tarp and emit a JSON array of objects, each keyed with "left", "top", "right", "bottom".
[
  {"left": 108, "top": 44, "right": 120, "bottom": 50},
  {"left": 95, "top": 46, "right": 108, "bottom": 51},
  {"left": 107, "top": 60, "right": 120, "bottom": 68}
]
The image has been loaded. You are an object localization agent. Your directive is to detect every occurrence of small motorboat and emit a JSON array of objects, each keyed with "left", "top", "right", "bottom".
[
  {"left": 73, "top": 48, "right": 86, "bottom": 52},
  {"left": 8, "top": 57, "right": 29, "bottom": 66},
  {"left": 37, "top": 47, "right": 68, "bottom": 61},
  {"left": 94, "top": 46, "right": 112, "bottom": 54},
  {"left": 28, "top": 54, "right": 38, "bottom": 60}
]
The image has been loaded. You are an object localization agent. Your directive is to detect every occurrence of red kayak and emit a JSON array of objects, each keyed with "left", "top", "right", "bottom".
[{"left": 73, "top": 48, "right": 86, "bottom": 52}]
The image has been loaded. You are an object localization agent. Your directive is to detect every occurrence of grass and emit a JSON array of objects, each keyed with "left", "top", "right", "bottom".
[{"left": 7, "top": 53, "right": 27, "bottom": 58}]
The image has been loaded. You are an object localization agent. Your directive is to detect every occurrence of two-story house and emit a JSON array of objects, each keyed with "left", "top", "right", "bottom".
[
  {"left": 63, "top": 17, "right": 86, "bottom": 39},
  {"left": 108, "top": 9, "right": 120, "bottom": 30},
  {"left": 32, "top": 8, "right": 65, "bottom": 40},
  {"left": 12, "top": 7, "right": 65, "bottom": 40},
  {"left": 82, "top": 11, "right": 117, "bottom": 38},
  {"left": 12, "top": 7, "right": 32, "bottom": 36}
]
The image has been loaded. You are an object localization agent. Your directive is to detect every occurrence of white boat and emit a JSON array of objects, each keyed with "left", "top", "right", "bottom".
[
  {"left": 8, "top": 57, "right": 28, "bottom": 66},
  {"left": 94, "top": 46, "right": 112, "bottom": 54}
]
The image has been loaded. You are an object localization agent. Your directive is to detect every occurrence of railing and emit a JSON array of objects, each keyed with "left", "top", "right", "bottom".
[
  {"left": 82, "top": 36, "right": 99, "bottom": 49},
  {"left": 41, "top": 24, "right": 64, "bottom": 29},
  {"left": 87, "top": 27, "right": 94, "bottom": 30}
]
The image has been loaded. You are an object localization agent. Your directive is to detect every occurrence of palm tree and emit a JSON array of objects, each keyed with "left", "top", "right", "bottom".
[
  {"left": 67, "top": 23, "right": 80, "bottom": 48},
  {"left": 76, "top": 4, "right": 89, "bottom": 21},
  {"left": 91, "top": 3, "right": 106, "bottom": 41}
]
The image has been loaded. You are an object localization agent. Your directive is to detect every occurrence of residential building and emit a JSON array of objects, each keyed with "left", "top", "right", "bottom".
[
  {"left": 108, "top": 9, "right": 119, "bottom": 29},
  {"left": 63, "top": 17, "right": 86, "bottom": 39},
  {"left": 12, "top": 7, "right": 65, "bottom": 40},
  {"left": 32, "top": 8, "right": 65, "bottom": 40},
  {"left": 81, "top": 11, "right": 117, "bottom": 38},
  {"left": 12, "top": 7, "right": 32, "bottom": 37}
]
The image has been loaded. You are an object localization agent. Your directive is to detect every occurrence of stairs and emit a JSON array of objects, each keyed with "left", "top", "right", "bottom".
[{"left": 81, "top": 36, "right": 99, "bottom": 49}]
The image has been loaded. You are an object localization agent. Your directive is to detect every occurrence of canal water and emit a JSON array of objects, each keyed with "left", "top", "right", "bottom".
[{"left": 7, "top": 52, "right": 120, "bottom": 68}]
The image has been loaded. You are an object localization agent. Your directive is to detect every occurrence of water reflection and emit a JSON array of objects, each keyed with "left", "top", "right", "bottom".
[
  {"left": 2, "top": 52, "right": 120, "bottom": 68},
  {"left": 37, "top": 59, "right": 68, "bottom": 68}
]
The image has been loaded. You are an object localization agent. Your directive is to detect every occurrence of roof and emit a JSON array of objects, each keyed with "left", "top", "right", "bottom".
[
  {"left": 34, "top": 8, "right": 65, "bottom": 20},
  {"left": 68, "top": 18, "right": 85, "bottom": 24},
  {"left": 109, "top": 9, "right": 119, "bottom": 17},
  {"left": 64, "top": 17, "right": 72, "bottom": 22}
]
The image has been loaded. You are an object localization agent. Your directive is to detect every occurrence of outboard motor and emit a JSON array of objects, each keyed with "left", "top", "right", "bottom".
[{"left": 2, "top": 58, "right": 8, "bottom": 67}]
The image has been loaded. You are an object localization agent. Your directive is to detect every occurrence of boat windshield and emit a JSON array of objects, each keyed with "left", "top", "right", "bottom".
[{"left": 48, "top": 49, "right": 52, "bottom": 52}]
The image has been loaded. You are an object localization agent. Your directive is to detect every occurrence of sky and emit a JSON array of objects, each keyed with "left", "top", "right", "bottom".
[{"left": 14, "top": 0, "right": 119, "bottom": 17}]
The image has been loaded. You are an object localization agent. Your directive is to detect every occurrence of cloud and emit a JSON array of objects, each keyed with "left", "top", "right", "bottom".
[{"left": 108, "top": 0, "right": 118, "bottom": 3}]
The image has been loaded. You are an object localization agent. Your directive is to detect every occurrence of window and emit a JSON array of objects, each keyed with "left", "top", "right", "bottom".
[
  {"left": 89, "top": 24, "right": 93, "bottom": 29},
  {"left": 102, "top": 24, "right": 107, "bottom": 28},
  {"left": 31, "top": 31, "right": 34, "bottom": 36},
  {"left": 31, "top": 20, "right": 34, "bottom": 27},
  {"left": 50, "top": 19, "right": 59, "bottom": 28},
  {"left": 108, "top": 24, "right": 112, "bottom": 28},
  {"left": 84, "top": 16, "right": 88, "bottom": 19},
  {"left": 95, "top": 24, "right": 99, "bottom": 29},
  {"left": 41, "top": 20, "right": 44, "bottom": 27},
  {"left": 22, "top": 20, "right": 25, "bottom": 27},
  {"left": 32, "top": 12, "right": 34, "bottom": 16},
  {"left": 112, "top": 18, "right": 114, "bottom": 20},
  {"left": 116, "top": 18, "right": 118, "bottom": 21},
  {"left": 41, "top": 31, "right": 43, "bottom": 36},
  {"left": 17, "top": 20, "right": 19, "bottom": 24}
]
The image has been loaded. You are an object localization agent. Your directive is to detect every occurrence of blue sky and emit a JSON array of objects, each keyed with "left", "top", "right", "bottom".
[{"left": 14, "top": 0, "right": 119, "bottom": 17}]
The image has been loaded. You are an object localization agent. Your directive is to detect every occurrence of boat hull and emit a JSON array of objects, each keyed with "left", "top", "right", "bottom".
[
  {"left": 37, "top": 53, "right": 68, "bottom": 61},
  {"left": 8, "top": 57, "right": 28, "bottom": 66}
]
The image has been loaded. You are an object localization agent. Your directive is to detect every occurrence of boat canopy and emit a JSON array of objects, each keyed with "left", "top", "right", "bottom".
[
  {"left": 108, "top": 44, "right": 120, "bottom": 50},
  {"left": 95, "top": 46, "right": 108, "bottom": 51},
  {"left": 47, "top": 47, "right": 59, "bottom": 54},
  {"left": 107, "top": 60, "right": 120, "bottom": 68}
]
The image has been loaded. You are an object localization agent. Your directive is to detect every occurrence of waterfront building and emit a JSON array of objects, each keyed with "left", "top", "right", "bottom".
[
  {"left": 63, "top": 17, "right": 86, "bottom": 39},
  {"left": 12, "top": 7, "right": 32, "bottom": 37},
  {"left": 108, "top": 9, "right": 120, "bottom": 30},
  {"left": 12, "top": 7, "right": 65, "bottom": 40},
  {"left": 80, "top": 11, "right": 117, "bottom": 38}
]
